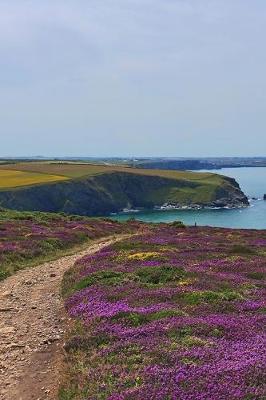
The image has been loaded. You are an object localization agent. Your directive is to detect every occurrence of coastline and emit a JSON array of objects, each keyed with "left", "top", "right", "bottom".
[{"left": 112, "top": 201, "right": 250, "bottom": 216}]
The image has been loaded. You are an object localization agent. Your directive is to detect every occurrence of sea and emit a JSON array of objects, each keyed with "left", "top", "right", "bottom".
[{"left": 113, "top": 167, "right": 266, "bottom": 229}]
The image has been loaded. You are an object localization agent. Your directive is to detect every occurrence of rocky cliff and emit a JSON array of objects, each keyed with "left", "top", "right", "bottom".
[{"left": 0, "top": 172, "right": 249, "bottom": 216}]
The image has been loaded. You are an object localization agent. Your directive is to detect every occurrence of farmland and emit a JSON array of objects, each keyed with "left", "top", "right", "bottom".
[
  {"left": 62, "top": 224, "right": 266, "bottom": 399},
  {"left": 0, "top": 162, "right": 248, "bottom": 215},
  {"left": 0, "top": 169, "right": 68, "bottom": 189},
  {"left": 0, "top": 161, "right": 226, "bottom": 184}
]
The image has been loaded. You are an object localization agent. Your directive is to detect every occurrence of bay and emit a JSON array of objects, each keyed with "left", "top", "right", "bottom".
[{"left": 113, "top": 167, "right": 266, "bottom": 229}]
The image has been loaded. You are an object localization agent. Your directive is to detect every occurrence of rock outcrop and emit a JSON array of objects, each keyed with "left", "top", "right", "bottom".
[{"left": 0, "top": 172, "right": 249, "bottom": 216}]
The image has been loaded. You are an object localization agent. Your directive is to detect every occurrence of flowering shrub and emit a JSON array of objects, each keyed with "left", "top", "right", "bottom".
[
  {"left": 0, "top": 209, "right": 140, "bottom": 279},
  {"left": 127, "top": 252, "right": 161, "bottom": 261},
  {"left": 62, "top": 225, "right": 266, "bottom": 400}
]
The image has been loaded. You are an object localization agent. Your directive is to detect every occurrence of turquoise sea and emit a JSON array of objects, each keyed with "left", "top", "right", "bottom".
[{"left": 113, "top": 167, "right": 266, "bottom": 229}]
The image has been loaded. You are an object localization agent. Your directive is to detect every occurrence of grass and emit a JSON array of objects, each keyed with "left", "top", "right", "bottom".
[
  {"left": 0, "top": 162, "right": 245, "bottom": 217},
  {"left": 0, "top": 169, "right": 68, "bottom": 189},
  {"left": 145, "top": 184, "right": 219, "bottom": 205},
  {"left": 0, "top": 161, "right": 224, "bottom": 187}
]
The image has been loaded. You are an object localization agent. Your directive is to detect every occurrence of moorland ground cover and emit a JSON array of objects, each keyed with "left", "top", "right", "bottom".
[
  {"left": 0, "top": 236, "right": 133, "bottom": 400},
  {"left": 0, "top": 209, "right": 138, "bottom": 280},
  {"left": 62, "top": 224, "right": 266, "bottom": 399}
]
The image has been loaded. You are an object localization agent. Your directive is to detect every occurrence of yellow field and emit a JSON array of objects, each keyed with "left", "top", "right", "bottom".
[
  {"left": 0, "top": 162, "right": 221, "bottom": 182},
  {"left": 0, "top": 170, "right": 68, "bottom": 189},
  {"left": 0, "top": 162, "right": 225, "bottom": 191}
]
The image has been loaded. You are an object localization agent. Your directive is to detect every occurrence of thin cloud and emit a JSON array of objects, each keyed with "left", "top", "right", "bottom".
[{"left": 0, "top": 0, "right": 266, "bottom": 156}]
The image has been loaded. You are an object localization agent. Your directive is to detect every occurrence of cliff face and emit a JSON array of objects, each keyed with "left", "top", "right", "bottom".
[
  {"left": 207, "top": 175, "right": 249, "bottom": 208},
  {"left": 0, "top": 172, "right": 248, "bottom": 216}
]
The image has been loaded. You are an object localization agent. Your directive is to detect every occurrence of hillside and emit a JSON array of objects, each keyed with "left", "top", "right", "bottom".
[
  {"left": 0, "top": 212, "right": 265, "bottom": 399},
  {"left": 62, "top": 225, "right": 266, "bottom": 399},
  {"left": 0, "top": 214, "right": 140, "bottom": 400},
  {"left": 0, "top": 208, "right": 139, "bottom": 280},
  {"left": 0, "top": 162, "right": 249, "bottom": 215}
]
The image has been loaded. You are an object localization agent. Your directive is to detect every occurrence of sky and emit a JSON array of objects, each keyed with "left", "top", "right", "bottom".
[{"left": 0, "top": 0, "right": 266, "bottom": 157}]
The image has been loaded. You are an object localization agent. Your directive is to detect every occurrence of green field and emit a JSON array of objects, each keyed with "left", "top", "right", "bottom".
[
  {"left": 0, "top": 162, "right": 246, "bottom": 216},
  {"left": 0, "top": 161, "right": 223, "bottom": 188}
]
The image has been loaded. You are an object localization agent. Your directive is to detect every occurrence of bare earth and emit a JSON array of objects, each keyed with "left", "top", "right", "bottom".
[{"left": 0, "top": 236, "right": 127, "bottom": 400}]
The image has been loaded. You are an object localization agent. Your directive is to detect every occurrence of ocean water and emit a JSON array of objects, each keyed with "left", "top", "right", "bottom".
[{"left": 113, "top": 167, "right": 266, "bottom": 229}]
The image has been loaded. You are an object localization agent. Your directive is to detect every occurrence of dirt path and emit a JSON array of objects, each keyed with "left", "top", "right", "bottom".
[{"left": 0, "top": 235, "right": 128, "bottom": 400}]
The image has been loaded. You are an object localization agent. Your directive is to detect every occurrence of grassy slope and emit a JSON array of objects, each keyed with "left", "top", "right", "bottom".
[
  {"left": 0, "top": 209, "right": 139, "bottom": 280},
  {"left": 0, "top": 162, "right": 247, "bottom": 215},
  {"left": 0, "top": 161, "right": 223, "bottom": 183}
]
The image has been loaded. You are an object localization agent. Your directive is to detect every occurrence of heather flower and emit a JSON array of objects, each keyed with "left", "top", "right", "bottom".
[{"left": 63, "top": 226, "right": 266, "bottom": 399}]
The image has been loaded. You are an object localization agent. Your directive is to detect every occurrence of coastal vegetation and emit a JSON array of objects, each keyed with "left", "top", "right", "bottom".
[
  {"left": 0, "top": 207, "right": 265, "bottom": 398},
  {"left": 61, "top": 224, "right": 266, "bottom": 399},
  {"left": 0, "top": 162, "right": 248, "bottom": 215},
  {"left": 0, "top": 208, "right": 139, "bottom": 280}
]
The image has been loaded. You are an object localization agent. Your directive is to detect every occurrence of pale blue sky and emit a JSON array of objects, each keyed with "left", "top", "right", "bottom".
[{"left": 0, "top": 0, "right": 266, "bottom": 157}]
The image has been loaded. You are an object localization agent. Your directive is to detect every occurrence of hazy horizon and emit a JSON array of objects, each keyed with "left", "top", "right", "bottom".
[
  {"left": 1, "top": 1, "right": 266, "bottom": 157},
  {"left": 1, "top": 155, "right": 266, "bottom": 159}
]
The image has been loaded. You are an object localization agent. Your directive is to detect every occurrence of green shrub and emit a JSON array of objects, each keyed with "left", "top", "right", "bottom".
[
  {"left": 40, "top": 238, "right": 63, "bottom": 251},
  {"left": 246, "top": 271, "right": 264, "bottom": 280},
  {"left": 168, "top": 326, "right": 193, "bottom": 340},
  {"left": 0, "top": 269, "right": 9, "bottom": 281},
  {"left": 148, "top": 309, "right": 185, "bottom": 320},
  {"left": 171, "top": 221, "right": 186, "bottom": 228},
  {"left": 229, "top": 245, "right": 256, "bottom": 255},
  {"left": 136, "top": 265, "right": 186, "bottom": 285},
  {"left": 183, "top": 290, "right": 242, "bottom": 305},
  {"left": 113, "top": 312, "right": 148, "bottom": 327},
  {"left": 73, "top": 270, "right": 126, "bottom": 291},
  {"left": 112, "top": 309, "right": 185, "bottom": 327}
]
